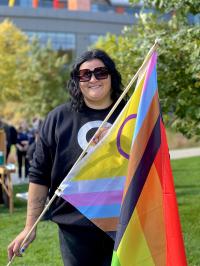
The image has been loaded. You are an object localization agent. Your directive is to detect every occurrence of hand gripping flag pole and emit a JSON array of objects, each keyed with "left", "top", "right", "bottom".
[{"left": 6, "top": 40, "right": 159, "bottom": 266}]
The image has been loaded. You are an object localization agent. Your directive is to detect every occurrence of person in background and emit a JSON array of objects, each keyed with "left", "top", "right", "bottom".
[
  {"left": 8, "top": 49, "right": 126, "bottom": 266},
  {"left": 0, "top": 117, "right": 17, "bottom": 162},
  {"left": 0, "top": 117, "right": 17, "bottom": 206},
  {"left": 26, "top": 119, "right": 43, "bottom": 166},
  {"left": 16, "top": 122, "right": 29, "bottom": 181}
]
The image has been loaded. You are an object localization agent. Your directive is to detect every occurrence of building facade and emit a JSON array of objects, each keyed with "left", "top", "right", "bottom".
[{"left": 0, "top": 0, "right": 138, "bottom": 57}]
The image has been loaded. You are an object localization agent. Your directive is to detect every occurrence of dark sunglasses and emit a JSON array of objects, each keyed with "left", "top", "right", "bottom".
[{"left": 77, "top": 66, "right": 109, "bottom": 82}]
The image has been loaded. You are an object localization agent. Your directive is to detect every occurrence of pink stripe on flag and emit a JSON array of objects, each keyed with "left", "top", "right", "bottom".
[
  {"left": 62, "top": 190, "right": 123, "bottom": 207},
  {"left": 143, "top": 52, "right": 157, "bottom": 93}
]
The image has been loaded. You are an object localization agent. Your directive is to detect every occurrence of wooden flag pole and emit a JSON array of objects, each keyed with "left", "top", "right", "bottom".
[{"left": 6, "top": 40, "right": 159, "bottom": 266}]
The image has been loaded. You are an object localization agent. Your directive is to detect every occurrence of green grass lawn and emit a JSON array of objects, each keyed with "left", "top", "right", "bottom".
[
  {"left": 171, "top": 157, "right": 200, "bottom": 266},
  {"left": 0, "top": 156, "right": 200, "bottom": 265},
  {"left": 0, "top": 184, "right": 63, "bottom": 266}
]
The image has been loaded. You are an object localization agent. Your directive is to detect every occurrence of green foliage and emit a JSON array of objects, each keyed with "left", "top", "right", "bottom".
[
  {"left": 130, "top": 0, "right": 200, "bottom": 15},
  {"left": 0, "top": 20, "right": 30, "bottom": 102},
  {"left": 0, "top": 20, "right": 70, "bottom": 121},
  {"left": 94, "top": 10, "right": 200, "bottom": 139},
  {"left": 21, "top": 39, "right": 69, "bottom": 117}
]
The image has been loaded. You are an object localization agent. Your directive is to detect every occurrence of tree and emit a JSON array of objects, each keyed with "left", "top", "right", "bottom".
[
  {"left": 0, "top": 20, "right": 69, "bottom": 122},
  {"left": 94, "top": 2, "right": 200, "bottom": 139},
  {"left": 130, "top": 0, "right": 200, "bottom": 15},
  {"left": 0, "top": 20, "right": 30, "bottom": 102},
  {"left": 20, "top": 39, "right": 69, "bottom": 118}
]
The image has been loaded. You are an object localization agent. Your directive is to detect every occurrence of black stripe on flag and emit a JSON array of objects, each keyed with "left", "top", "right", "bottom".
[{"left": 114, "top": 116, "right": 161, "bottom": 249}]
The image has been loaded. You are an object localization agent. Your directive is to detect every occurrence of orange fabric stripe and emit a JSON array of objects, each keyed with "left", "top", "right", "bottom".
[{"left": 136, "top": 163, "right": 166, "bottom": 265}]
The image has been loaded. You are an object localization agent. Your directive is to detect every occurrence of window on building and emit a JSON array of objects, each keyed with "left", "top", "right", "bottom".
[
  {"left": 19, "top": 0, "right": 32, "bottom": 7},
  {"left": 26, "top": 31, "right": 76, "bottom": 50},
  {"left": 89, "top": 34, "right": 102, "bottom": 46},
  {"left": 26, "top": 31, "right": 76, "bottom": 59}
]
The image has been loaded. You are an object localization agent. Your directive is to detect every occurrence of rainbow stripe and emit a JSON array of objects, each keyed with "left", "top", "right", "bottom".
[
  {"left": 57, "top": 52, "right": 187, "bottom": 264},
  {"left": 111, "top": 52, "right": 187, "bottom": 265}
]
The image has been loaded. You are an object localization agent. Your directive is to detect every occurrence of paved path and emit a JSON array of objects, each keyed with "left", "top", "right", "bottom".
[
  {"left": 169, "top": 147, "right": 200, "bottom": 159},
  {"left": 10, "top": 147, "right": 200, "bottom": 185},
  {"left": 11, "top": 174, "right": 29, "bottom": 185}
]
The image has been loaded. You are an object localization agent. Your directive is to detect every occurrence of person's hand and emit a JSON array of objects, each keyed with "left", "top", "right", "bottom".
[
  {"left": 7, "top": 227, "right": 36, "bottom": 261},
  {"left": 21, "top": 140, "right": 28, "bottom": 146},
  {"left": 21, "top": 141, "right": 29, "bottom": 151},
  {"left": 16, "top": 144, "right": 23, "bottom": 151},
  {"left": 92, "top": 127, "right": 110, "bottom": 145}
]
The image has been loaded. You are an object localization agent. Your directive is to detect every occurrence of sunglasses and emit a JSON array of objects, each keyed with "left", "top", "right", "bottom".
[{"left": 77, "top": 66, "right": 109, "bottom": 82}]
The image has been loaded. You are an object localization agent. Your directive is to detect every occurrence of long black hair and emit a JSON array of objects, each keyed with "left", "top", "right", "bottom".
[{"left": 67, "top": 49, "right": 123, "bottom": 111}]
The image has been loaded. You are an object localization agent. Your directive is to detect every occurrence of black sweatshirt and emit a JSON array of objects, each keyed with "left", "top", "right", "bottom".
[{"left": 29, "top": 101, "right": 125, "bottom": 227}]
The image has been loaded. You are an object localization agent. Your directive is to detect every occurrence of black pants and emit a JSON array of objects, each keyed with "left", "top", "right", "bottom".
[
  {"left": 58, "top": 225, "right": 114, "bottom": 266},
  {"left": 17, "top": 150, "right": 29, "bottom": 178}
]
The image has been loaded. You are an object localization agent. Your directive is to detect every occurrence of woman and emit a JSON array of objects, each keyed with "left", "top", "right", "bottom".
[{"left": 8, "top": 49, "right": 126, "bottom": 266}]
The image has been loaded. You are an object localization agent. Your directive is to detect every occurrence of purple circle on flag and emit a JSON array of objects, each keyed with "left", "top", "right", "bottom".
[{"left": 117, "top": 114, "right": 137, "bottom": 159}]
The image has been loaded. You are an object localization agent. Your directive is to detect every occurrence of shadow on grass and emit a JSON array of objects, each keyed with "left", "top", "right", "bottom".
[
  {"left": 13, "top": 184, "right": 28, "bottom": 193},
  {"left": 173, "top": 167, "right": 200, "bottom": 173},
  {"left": 175, "top": 188, "right": 200, "bottom": 200},
  {"left": 0, "top": 184, "right": 28, "bottom": 214},
  {"left": 176, "top": 184, "right": 200, "bottom": 189},
  {"left": 0, "top": 201, "right": 26, "bottom": 214},
  {"left": 176, "top": 189, "right": 200, "bottom": 198}
]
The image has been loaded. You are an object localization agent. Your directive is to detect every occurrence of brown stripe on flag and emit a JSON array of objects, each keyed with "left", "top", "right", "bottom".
[
  {"left": 91, "top": 217, "right": 119, "bottom": 232},
  {"left": 123, "top": 91, "right": 160, "bottom": 200}
]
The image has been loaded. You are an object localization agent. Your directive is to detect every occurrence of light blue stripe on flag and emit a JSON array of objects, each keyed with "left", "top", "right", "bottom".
[
  {"left": 133, "top": 53, "right": 157, "bottom": 141},
  {"left": 78, "top": 203, "right": 121, "bottom": 219}
]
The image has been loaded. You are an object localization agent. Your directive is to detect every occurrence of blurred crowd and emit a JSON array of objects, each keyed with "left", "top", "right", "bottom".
[{"left": 0, "top": 117, "right": 43, "bottom": 182}]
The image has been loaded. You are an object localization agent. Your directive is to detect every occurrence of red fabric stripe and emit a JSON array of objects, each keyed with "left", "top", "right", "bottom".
[{"left": 160, "top": 121, "right": 187, "bottom": 265}]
